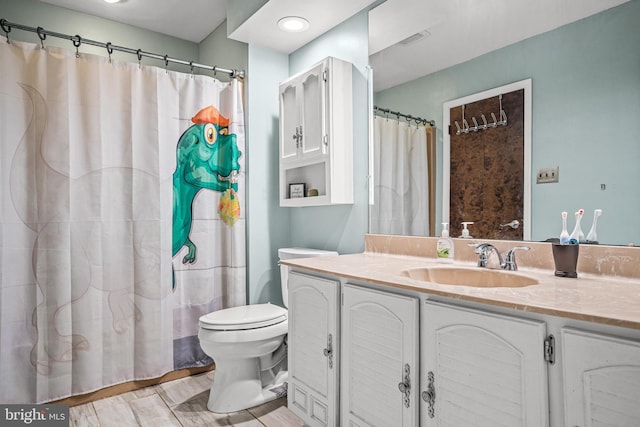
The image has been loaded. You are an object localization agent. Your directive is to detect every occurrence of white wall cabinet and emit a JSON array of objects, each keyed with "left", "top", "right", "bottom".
[
  {"left": 279, "top": 57, "right": 353, "bottom": 207},
  {"left": 287, "top": 272, "right": 340, "bottom": 427},
  {"left": 421, "top": 301, "right": 549, "bottom": 427},
  {"left": 561, "top": 328, "right": 640, "bottom": 427},
  {"left": 341, "top": 284, "right": 419, "bottom": 427}
]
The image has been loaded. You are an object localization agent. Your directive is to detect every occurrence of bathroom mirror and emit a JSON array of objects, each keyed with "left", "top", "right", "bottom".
[{"left": 368, "top": 0, "right": 640, "bottom": 246}]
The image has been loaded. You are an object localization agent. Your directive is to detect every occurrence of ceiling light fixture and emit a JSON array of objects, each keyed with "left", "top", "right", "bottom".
[
  {"left": 277, "top": 16, "right": 310, "bottom": 33},
  {"left": 103, "top": 0, "right": 121, "bottom": 4}
]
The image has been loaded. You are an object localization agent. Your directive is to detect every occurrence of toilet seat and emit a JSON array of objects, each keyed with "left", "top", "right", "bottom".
[{"left": 199, "top": 303, "right": 287, "bottom": 331}]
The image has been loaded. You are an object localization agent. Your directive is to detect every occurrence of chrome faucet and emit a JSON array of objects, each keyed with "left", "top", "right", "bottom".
[
  {"left": 502, "top": 246, "right": 531, "bottom": 271},
  {"left": 474, "top": 243, "right": 530, "bottom": 271},
  {"left": 474, "top": 243, "right": 502, "bottom": 268}
]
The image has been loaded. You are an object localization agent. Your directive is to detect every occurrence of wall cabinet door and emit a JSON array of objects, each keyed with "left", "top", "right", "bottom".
[
  {"left": 279, "top": 62, "right": 326, "bottom": 164},
  {"left": 341, "top": 284, "right": 419, "bottom": 427},
  {"left": 287, "top": 272, "right": 340, "bottom": 427},
  {"left": 562, "top": 328, "right": 640, "bottom": 427},
  {"left": 422, "top": 301, "right": 549, "bottom": 427}
]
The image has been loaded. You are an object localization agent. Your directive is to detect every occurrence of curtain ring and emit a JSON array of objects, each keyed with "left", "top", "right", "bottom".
[
  {"left": 1, "top": 19, "right": 12, "bottom": 44},
  {"left": 136, "top": 49, "right": 142, "bottom": 68},
  {"left": 36, "top": 26, "right": 46, "bottom": 49},
  {"left": 213, "top": 65, "right": 217, "bottom": 77},
  {"left": 106, "top": 42, "right": 113, "bottom": 63},
  {"left": 163, "top": 54, "right": 169, "bottom": 71},
  {"left": 189, "top": 61, "right": 194, "bottom": 78},
  {"left": 72, "top": 35, "right": 81, "bottom": 58}
]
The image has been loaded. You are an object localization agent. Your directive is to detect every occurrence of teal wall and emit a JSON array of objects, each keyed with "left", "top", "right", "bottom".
[
  {"left": 243, "top": 10, "right": 371, "bottom": 305},
  {"left": 199, "top": 20, "right": 247, "bottom": 81},
  {"left": 287, "top": 11, "right": 370, "bottom": 255},
  {"left": 245, "top": 45, "right": 290, "bottom": 305},
  {"left": 375, "top": 0, "right": 640, "bottom": 246}
]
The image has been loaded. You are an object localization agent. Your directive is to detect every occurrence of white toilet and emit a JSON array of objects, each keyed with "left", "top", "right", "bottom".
[{"left": 198, "top": 247, "right": 338, "bottom": 413}]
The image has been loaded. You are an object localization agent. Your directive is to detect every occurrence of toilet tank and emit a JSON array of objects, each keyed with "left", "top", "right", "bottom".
[{"left": 278, "top": 247, "right": 338, "bottom": 308}]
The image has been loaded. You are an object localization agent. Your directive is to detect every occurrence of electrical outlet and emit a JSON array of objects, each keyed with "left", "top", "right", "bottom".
[{"left": 536, "top": 166, "right": 559, "bottom": 184}]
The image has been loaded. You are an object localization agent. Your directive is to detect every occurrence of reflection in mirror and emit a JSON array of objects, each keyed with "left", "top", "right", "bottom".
[
  {"left": 370, "top": 107, "right": 436, "bottom": 236},
  {"left": 442, "top": 80, "right": 531, "bottom": 241},
  {"left": 369, "top": 0, "right": 640, "bottom": 246}
]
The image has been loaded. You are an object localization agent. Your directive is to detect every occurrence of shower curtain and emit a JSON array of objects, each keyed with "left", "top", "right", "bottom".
[
  {"left": 0, "top": 40, "right": 245, "bottom": 403},
  {"left": 371, "top": 115, "right": 429, "bottom": 235}
]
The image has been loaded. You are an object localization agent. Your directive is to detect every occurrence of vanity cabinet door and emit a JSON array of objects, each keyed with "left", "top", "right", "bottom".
[
  {"left": 421, "top": 301, "right": 549, "bottom": 427},
  {"left": 341, "top": 284, "right": 419, "bottom": 427},
  {"left": 562, "top": 328, "right": 640, "bottom": 427},
  {"left": 287, "top": 272, "right": 340, "bottom": 427}
]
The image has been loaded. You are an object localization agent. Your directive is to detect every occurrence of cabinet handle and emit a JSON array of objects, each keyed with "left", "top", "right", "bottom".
[
  {"left": 397, "top": 363, "right": 411, "bottom": 408},
  {"left": 293, "top": 126, "right": 303, "bottom": 148},
  {"left": 421, "top": 371, "right": 436, "bottom": 418},
  {"left": 323, "top": 333, "right": 333, "bottom": 369}
]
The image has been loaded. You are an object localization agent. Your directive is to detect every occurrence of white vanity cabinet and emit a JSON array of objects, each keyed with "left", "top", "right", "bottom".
[
  {"left": 561, "top": 328, "right": 640, "bottom": 427},
  {"left": 421, "top": 301, "right": 550, "bottom": 427},
  {"left": 287, "top": 272, "right": 340, "bottom": 427},
  {"left": 286, "top": 267, "right": 640, "bottom": 427},
  {"left": 341, "top": 284, "right": 420, "bottom": 427},
  {"left": 278, "top": 56, "right": 353, "bottom": 207}
]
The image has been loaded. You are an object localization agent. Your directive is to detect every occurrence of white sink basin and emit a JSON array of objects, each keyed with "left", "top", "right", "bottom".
[{"left": 402, "top": 266, "right": 539, "bottom": 288}]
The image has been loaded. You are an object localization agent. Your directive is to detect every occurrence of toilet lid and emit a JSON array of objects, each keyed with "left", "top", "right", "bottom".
[{"left": 199, "top": 303, "right": 287, "bottom": 331}]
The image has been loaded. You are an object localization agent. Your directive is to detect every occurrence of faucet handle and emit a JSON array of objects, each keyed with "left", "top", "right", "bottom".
[
  {"left": 474, "top": 243, "right": 495, "bottom": 267},
  {"left": 503, "top": 246, "right": 530, "bottom": 271}
]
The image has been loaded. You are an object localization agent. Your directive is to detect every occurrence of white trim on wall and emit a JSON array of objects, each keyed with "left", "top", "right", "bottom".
[{"left": 442, "top": 78, "right": 532, "bottom": 240}]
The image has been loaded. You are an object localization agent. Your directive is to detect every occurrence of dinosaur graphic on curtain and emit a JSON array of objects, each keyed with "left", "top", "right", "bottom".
[{"left": 172, "top": 105, "right": 241, "bottom": 281}]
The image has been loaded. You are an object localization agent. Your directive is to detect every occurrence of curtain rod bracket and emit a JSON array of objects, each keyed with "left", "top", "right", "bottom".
[{"left": 1, "top": 18, "right": 11, "bottom": 44}]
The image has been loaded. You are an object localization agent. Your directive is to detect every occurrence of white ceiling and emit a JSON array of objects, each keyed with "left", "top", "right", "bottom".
[
  {"left": 39, "top": 0, "right": 630, "bottom": 91},
  {"left": 227, "top": 0, "right": 377, "bottom": 54}
]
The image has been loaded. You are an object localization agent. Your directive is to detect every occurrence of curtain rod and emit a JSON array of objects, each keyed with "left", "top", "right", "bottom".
[
  {"left": 374, "top": 105, "right": 435, "bottom": 126},
  {"left": 0, "top": 18, "right": 245, "bottom": 79}
]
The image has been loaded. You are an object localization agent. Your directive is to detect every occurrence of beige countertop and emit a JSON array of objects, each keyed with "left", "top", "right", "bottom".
[{"left": 282, "top": 235, "right": 640, "bottom": 330}]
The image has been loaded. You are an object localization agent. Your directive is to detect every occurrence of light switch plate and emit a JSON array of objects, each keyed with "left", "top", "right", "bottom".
[{"left": 536, "top": 166, "right": 559, "bottom": 184}]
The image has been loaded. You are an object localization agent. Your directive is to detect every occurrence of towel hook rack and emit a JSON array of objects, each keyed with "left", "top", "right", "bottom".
[{"left": 454, "top": 94, "right": 508, "bottom": 136}]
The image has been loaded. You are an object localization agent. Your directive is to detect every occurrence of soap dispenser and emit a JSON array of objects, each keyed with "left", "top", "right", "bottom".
[
  {"left": 459, "top": 222, "right": 474, "bottom": 239},
  {"left": 436, "top": 223, "right": 454, "bottom": 263}
]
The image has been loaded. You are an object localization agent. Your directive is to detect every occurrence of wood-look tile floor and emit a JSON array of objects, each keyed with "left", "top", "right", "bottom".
[{"left": 69, "top": 371, "right": 304, "bottom": 426}]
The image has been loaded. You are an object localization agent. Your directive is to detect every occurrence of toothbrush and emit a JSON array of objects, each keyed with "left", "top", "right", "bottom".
[
  {"left": 586, "top": 209, "right": 603, "bottom": 243},
  {"left": 569, "top": 209, "right": 584, "bottom": 244},
  {"left": 559, "top": 211, "right": 570, "bottom": 245},
  {"left": 575, "top": 211, "right": 585, "bottom": 242}
]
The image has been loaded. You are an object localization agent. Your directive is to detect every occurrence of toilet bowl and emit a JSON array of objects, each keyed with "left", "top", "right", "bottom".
[{"left": 198, "top": 247, "right": 338, "bottom": 413}]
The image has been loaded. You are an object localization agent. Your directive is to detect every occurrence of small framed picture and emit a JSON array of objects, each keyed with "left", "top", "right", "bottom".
[{"left": 289, "top": 183, "right": 306, "bottom": 198}]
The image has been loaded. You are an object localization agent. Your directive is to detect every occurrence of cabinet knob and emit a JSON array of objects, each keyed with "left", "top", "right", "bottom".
[
  {"left": 293, "top": 126, "right": 303, "bottom": 148},
  {"left": 323, "top": 333, "right": 333, "bottom": 369},
  {"left": 422, "top": 371, "right": 436, "bottom": 418},
  {"left": 398, "top": 363, "right": 411, "bottom": 408}
]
